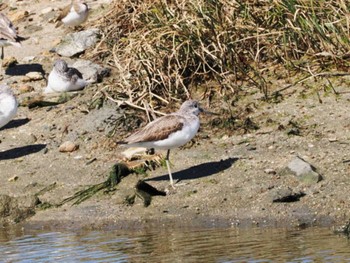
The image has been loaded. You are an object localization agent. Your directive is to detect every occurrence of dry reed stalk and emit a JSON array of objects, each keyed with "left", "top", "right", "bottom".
[{"left": 86, "top": 0, "right": 350, "bottom": 109}]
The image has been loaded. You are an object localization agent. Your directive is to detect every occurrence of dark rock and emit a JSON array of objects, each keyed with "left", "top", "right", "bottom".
[
  {"left": 334, "top": 220, "right": 350, "bottom": 236},
  {"left": 270, "top": 187, "right": 306, "bottom": 203},
  {"left": 0, "top": 195, "right": 12, "bottom": 217},
  {"left": 0, "top": 194, "right": 37, "bottom": 225},
  {"left": 287, "top": 127, "right": 300, "bottom": 136},
  {"left": 247, "top": 145, "right": 257, "bottom": 151},
  {"left": 135, "top": 180, "right": 166, "bottom": 207}
]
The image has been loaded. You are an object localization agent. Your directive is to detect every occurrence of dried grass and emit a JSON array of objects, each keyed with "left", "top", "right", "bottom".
[{"left": 87, "top": 0, "right": 350, "bottom": 107}]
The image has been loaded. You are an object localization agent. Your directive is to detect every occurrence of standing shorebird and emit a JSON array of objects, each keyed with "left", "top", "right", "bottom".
[
  {"left": 44, "top": 59, "right": 87, "bottom": 93},
  {"left": 120, "top": 100, "right": 211, "bottom": 188},
  {"left": 0, "top": 13, "right": 26, "bottom": 71},
  {"left": 56, "top": 0, "right": 89, "bottom": 28},
  {"left": 0, "top": 85, "right": 17, "bottom": 129}
]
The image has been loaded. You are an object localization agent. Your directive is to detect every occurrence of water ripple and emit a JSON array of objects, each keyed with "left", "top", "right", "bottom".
[{"left": 0, "top": 227, "right": 349, "bottom": 262}]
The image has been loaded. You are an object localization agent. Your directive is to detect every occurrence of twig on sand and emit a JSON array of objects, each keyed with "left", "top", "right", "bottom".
[
  {"left": 272, "top": 72, "right": 350, "bottom": 96},
  {"left": 100, "top": 89, "right": 166, "bottom": 116}
]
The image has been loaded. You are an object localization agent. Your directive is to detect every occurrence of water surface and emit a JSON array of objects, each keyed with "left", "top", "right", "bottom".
[{"left": 0, "top": 226, "right": 349, "bottom": 262}]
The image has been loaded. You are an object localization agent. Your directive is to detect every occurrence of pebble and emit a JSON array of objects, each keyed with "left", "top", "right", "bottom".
[
  {"left": 23, "top": 72, "right": 44, "bottom": 81},
  {"left": 29, "top": 134, "right": 38, "bottom": 144},
  {"left": 22, "top": 56, "right": 36, "bottom": 63},
  {"left": 8, "top": 10, "right": 29, "bottom": 22},
  {"left": 264, "top": 168, "right": 276, "bottom": 175},
  {"left": 221, "top": 135, "right": 229, "bottom": 140},
  {"left": 18, "top": 84, "right": 34, "bottom": 93},
  {"left": 8, "top": 175, "right": 19, "bottom": 182},
  {"left": 328, "top": 137, "right": 337, "bottom": 142},
  {"left": 41, "top": 7, "right": 53, "bottom": 14},
  {"left": 2, "top": 57, "right": 17, "bottom": 67},
  {"left": 59, "top": 141, "right": 79, "bottom": 152}
]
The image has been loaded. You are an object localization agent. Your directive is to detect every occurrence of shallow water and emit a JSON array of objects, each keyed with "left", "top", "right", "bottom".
[{"left": 0, "top": 226, "right": 350, "bottom": 262}]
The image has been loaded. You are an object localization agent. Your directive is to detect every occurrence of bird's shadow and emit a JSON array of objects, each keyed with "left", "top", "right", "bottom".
[
  {"left": 0, "top": 118, "right": 30, "bottom": 131},
  {"left": 5, "top": 63, "right": 45, "bottom": 76},
  {"left": 146, "top": 157, "right": 238, "bottom": 182},
  {"left": 0, "top": 144, "right": 46, "bottom": 160}
]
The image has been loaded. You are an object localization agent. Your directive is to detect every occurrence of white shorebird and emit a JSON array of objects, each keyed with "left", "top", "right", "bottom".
[
  {"left": 44, "top": 59, "right": 87, "bottom": 93},
  {"left": 0, "top": 84, "right": 17, "bottom": 129},
  {"left": 120, "top": 100, "right": 212, "bottom": 188},
  {"left": 56, "top": 0, "right": 89, "bottom": 28},
  {"left": 0, "top": 13, "right": 26, "bottom": 70}
]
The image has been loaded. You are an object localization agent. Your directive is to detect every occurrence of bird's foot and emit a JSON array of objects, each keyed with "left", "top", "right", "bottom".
[
  {"left": 165, "top": 185, "right": 177, "bottom": 195},
  {"left": 165, "top": 180, "right": 188, "bottom": 195}
]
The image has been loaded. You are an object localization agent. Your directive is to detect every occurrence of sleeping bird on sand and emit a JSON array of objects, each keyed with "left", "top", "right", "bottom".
[
  {"left": 56, "top": 0, "right": 89, "bottom": 28},
  {"left": 44, "top": 59, "right": 87, "bottom": 93}
]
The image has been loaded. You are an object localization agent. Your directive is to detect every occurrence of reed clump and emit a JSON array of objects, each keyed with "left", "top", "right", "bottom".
[{"left": 89, "top": 0, "right": 350, "bottom": 106}]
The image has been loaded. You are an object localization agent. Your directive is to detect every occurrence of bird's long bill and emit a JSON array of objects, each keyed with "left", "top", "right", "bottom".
[{"left": 199, "top": 106, "right": 219, "bottom": 115}]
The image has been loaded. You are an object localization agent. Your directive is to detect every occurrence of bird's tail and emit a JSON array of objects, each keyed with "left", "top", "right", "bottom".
[{"left": 12, "top": 36, "right": 29, "bottom": 47}]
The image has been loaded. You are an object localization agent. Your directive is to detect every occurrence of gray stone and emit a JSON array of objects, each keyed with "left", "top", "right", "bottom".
[
  {"left": 286, "top": 156, "right": 322, "bottom": 184},
  {"left": 72, "top": 59, "right": 110, "bottom": 83},
  {"left": 53, "top": 29, "right": 101, "bottom": 57},
  {"left": 25, "top": 25, "right": 43, "bottom": 34}
]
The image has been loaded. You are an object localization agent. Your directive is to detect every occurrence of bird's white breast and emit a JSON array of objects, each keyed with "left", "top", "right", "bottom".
[
  {"left": 45, "top": 70, "right": 70, "bottom": 93},
  {"left": 0, "top": 93, "right": 17, "bottom": 129},
  {"left": 0, "top": 40, "right": 11, "bottom": 47},
  {"left": 62, "top": 5, "right": 88, "bottom": 27}
]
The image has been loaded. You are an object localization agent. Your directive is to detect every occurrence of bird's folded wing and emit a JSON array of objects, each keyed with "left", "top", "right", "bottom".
[
  {"left": 0, "top": 18, "right": 17, "bottom": 42},
  {"left": 55, "top": 4, "right": 71, "bottom": 22},
  {"left": 125, "top": 115, "right": 184, "bottom": 143}
]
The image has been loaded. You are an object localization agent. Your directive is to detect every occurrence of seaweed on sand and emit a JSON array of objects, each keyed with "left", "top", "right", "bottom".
[
  {"left": 58, "top": 162, "right": 131, "bottom": 206},
  {"left": 58, "top": 156, "right": 165, "bottom": 207}
]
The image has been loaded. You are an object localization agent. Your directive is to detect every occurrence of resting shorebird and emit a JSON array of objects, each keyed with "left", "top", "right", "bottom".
[
  {"left": 56, "top": 0, "right": 89, "bottom": 28},
  {"left": 0, "top": 84, "right": 17, "bottom": 129},
  {"left": 0, "top": 13, "right": 26, "bottom": 72},
  {"left": 44, "top": 59, "right": 87, "bottom": 93},
  {"left": 120, "top": 100, "right": 213, "bottom": 188}
]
